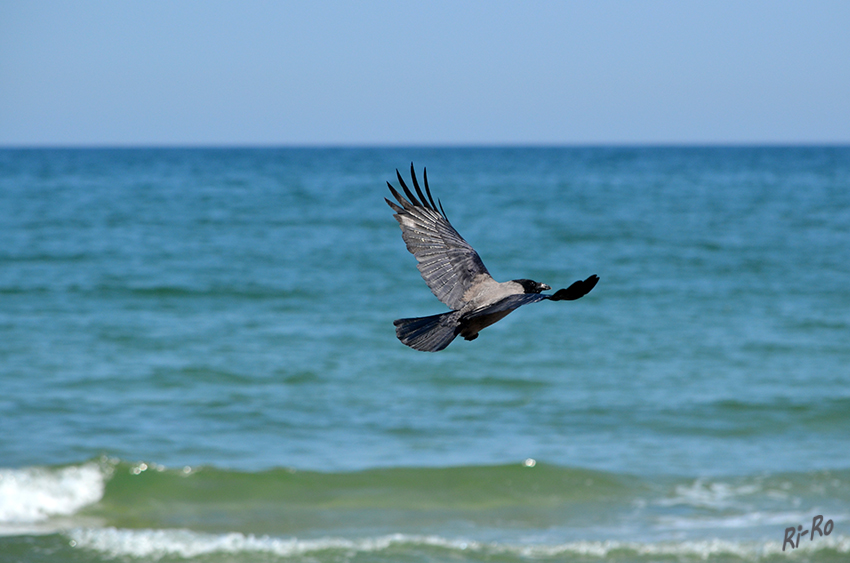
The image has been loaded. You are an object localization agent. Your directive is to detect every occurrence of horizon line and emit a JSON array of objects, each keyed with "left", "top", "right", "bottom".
[{"left": 2, "top": 141, "right": 850, "bottom": 150}]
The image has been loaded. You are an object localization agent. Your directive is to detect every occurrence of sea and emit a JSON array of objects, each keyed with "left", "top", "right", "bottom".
[{"left": 1, "top": 147, "right": 848, "bottom": 562}]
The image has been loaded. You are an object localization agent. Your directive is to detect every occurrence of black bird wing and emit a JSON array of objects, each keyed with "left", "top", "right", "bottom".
[
  {"left": 386, "top": 164, "right": 492, "bottom": 310},
  {"left": 464, "top": 293, "right": 550, "bottom": 319},
  {"left": 464, "top": 275, "right": 600, "bottom": 319},
  {"left": 549, "top": 275, "right": 599, "bottom": 301}
]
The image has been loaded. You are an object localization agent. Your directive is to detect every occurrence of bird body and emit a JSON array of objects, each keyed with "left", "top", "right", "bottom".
[{"left": 386, "top": 164, "right": 598, "bottom": 352}]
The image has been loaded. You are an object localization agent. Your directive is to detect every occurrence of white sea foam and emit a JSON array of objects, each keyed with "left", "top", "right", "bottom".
[
  {"left": 0, "top": 463, "right": 106, "bottom": 526},
  {"left": 67, "top": 527, "right": 850, "bottom": 561},
  {"left": 67, "top": 529, "right": 469, "bottom": 559}
]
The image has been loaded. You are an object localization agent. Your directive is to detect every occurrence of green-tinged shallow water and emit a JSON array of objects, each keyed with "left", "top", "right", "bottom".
[
  {"left": 2, "top": 460, "right": 849, "bottom": 562},
  {"left": 1, "top": 147, "right": 848, "bottom": 561}
]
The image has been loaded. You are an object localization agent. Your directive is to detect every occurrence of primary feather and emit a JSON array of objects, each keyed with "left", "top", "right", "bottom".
[{"left": 384, "top": 166, "right": 490, "bottom": 310}]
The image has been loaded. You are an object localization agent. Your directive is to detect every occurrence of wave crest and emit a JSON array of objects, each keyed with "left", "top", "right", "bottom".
[
  {"left": 0, "top": 462, "right": 107, "bottom": 525},
  {"left": 67, "top": 528, "right": 850, "bottom": 562}
]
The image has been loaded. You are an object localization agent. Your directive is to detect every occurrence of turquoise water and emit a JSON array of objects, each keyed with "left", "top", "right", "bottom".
[{"left": 1, "top": 147, "right": 848, "bottom": 561}]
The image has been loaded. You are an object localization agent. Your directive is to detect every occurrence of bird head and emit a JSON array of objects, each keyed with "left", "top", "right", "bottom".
[{"left": 514, "top": 279, "right": 551, "bottom": 294}]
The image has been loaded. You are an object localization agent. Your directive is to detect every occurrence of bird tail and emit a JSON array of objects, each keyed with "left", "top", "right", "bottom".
[{"left": 393, "top": 311, "right": 461, "bottom": 352}]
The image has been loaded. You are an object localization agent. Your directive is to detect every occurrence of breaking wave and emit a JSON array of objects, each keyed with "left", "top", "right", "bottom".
[
  {"left": 0, "top": 462, "right": 107, "bottom": 526},
  {"left": 66, "top": 527, "right": 850, "bottom": 562}
]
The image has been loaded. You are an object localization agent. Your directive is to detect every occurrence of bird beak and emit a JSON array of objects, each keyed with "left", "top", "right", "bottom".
[{"left": 540, "top": 283, "right": 551, "bottom": 291}]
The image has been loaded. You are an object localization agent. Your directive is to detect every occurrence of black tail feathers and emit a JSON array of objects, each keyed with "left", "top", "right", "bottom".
[{"left": 393, "top": 311, "right": 461, "bottom": 352}]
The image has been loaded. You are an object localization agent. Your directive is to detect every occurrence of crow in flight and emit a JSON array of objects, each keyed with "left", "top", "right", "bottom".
[{"left": 386, "top": 164, "right": 599, "bottom": 352}]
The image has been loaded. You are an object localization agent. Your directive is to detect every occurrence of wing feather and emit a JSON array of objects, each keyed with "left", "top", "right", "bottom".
[
  {"left": 464, "top": 275, "right": 600, "bottom": 318},
  {"left": 465, "top": 294, "right": 550, "bottom": 319},
  {"left": 387, "top": 164, "right": 492, "bottom": 310}
]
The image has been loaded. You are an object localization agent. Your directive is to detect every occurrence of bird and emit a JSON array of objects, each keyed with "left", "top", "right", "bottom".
[{"left": 385, "top": 163, "right": 599, "bottom": 352}]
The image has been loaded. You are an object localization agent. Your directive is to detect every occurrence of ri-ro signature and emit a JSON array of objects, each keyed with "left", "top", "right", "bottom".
[{"left": 783, "top": 515, "right": 834, "bottom": 551}]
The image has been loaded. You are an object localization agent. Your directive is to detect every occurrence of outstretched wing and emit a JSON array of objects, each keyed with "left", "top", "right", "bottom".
[
  {"left": 550, "top": 275, "right": 599, "bottom": 301},
  {"left": 386, "top": 164, "right": 492, "bottom": 310},
  {"left": 464, "top": 275, "right": 600, "bottom": 319},
  {"left": 464, "top": 293, "right": 550, "bottom": 319}
]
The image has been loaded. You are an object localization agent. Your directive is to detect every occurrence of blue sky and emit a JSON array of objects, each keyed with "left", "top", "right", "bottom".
[{"left": 1, "top": 1, "right": 848, "bottom": 146}]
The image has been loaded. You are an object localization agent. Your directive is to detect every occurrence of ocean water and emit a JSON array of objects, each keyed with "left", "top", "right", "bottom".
[{"left": 0, "top": 147, "right": 848, "bottom": 562}]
